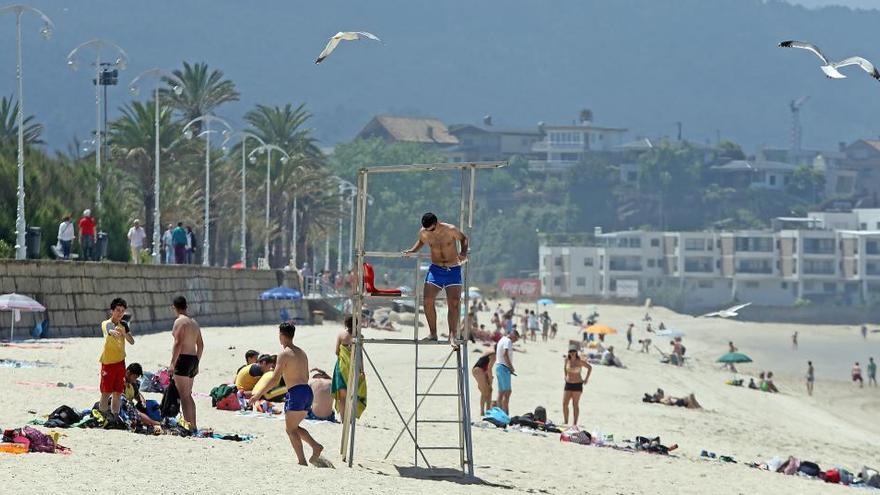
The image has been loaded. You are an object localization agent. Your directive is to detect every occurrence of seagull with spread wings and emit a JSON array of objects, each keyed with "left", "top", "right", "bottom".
[
  {"left": 700, "top": 302, "right": 752, "bottom": 319},
  {"left": 315, "top": 31, "right": 382, "bottom": 64},
  {"left": 779, "top": 40, "right": 880, "bottom": 81}
]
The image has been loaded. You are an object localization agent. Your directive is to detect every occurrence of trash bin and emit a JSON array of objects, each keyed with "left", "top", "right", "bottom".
[
  {"left": 25, "top": 226, "right": 41, "bottom": 259},
  {"left": 96, "top": 232, "right": 108, "bottom": 260},
  {"left": 312, "top": 310, "right": 324, "bottom": 325}
]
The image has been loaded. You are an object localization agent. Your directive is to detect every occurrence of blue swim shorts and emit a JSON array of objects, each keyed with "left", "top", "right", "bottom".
[
  {"left": 425, "top": 264, "right": 462, "bottom": 289},
  {"left": 495, "top": 363, "right": 512, "bottom": 392},
  {"left": 284, "top": 384, "right": 314, "bottom": 412}
]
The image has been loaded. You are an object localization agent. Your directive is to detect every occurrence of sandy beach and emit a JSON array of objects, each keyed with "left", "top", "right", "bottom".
[{"left": 2, "top": 300, "right": 879, "bottom": 494}]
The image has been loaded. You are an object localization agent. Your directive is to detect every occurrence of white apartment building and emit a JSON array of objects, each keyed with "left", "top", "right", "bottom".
[{"left": 539, "top": 210, "right": 880, "bottom": 309}]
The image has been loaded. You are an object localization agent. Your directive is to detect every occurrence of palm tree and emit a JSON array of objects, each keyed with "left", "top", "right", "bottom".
[
  {"left": 244, "top": 103, "right": 322, "bottom": 159},
  {"left": 0, "top": 95, "right": 43, "bottom": 153},
  {"left": 161, "top": 61, "right": 239, "bottom": 130},
  {"left": 244, "top": 103, "right": 335, "bottom": 266},
  {"left": 109, "top": 101, "right": 189, "bottom": 250}
]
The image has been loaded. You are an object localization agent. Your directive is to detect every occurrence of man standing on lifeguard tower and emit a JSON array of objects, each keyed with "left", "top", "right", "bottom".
[{"left": 402, "top": 212, "right": 468, "bottom": 348}]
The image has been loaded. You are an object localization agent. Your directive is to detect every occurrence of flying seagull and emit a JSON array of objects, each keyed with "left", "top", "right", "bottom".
[
  {"left": 315, "top": 31, "right": 382, "bottom": 64},
  {"left": 778, "top": 40, "right": 880, "bottom": 81},
  {"left": 700, "top": 302, "right": 752, "bottom": 319}
]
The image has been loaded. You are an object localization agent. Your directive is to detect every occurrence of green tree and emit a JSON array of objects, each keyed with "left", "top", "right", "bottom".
[{"left": 787, "top": 165, "right": 825, "bottom": 204}]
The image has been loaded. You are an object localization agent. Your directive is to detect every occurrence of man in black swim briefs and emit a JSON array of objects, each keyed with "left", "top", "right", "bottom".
[{"left": 169, "top": 296, "right": 203, "bottom": 431}]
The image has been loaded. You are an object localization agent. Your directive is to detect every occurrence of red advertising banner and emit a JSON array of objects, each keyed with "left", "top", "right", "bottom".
[{"left": 498, "top": 278, "right": 540, "bottom": 297}]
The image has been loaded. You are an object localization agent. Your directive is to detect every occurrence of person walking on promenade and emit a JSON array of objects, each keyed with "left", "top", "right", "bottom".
[
  {"left": 57, "top": 215, "right": 75, "bottom": 260},
  {"left": 78, "top": 209, "right": 96, "bottom": 261},
  {"left": 172, "top": 222, "right": 187, "bottom": 264},
  {"left": 127, "top": 219, "right": 146, "bottom": 264}
]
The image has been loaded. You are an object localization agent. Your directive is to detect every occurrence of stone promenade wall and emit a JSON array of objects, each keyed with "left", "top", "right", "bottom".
[{"left": 0, "top": 261, "right": 309, "bottom": 338}]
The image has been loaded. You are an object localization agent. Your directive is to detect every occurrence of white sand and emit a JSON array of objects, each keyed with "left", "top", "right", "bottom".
[{"left": 2, "top": 301, "right": 879, "bottom": 494}]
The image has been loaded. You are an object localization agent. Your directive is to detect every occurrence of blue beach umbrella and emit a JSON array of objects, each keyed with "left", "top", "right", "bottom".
[
  {"left": 537, "top": 298, "right": 554, "bottom": 305},
  {"left": 259, "top": 287, "right": 303, "bottom": 301}
]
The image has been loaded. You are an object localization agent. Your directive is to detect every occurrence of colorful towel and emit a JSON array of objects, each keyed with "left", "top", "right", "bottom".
[{"left": 331, "top": 345, "right": 367, "bottom": 419}]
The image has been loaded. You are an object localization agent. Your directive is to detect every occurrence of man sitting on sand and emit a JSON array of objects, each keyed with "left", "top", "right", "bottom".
[
  {"left": 236, "top": 349, "right": 260, "bottom": 377},
  {"left": 307, "top": 369, "right": 336, "bottom": 422},
  {"left": 249, "top": 322, "right": 330, "bottom": 467},
  {"left": 123, "top": 363, "right": 160, "bottom": 427}
]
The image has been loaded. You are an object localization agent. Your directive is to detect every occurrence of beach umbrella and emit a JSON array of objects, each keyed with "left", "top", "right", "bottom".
[
  {"left": 656, "top": 328, "right": 686, "bottom": 338},
  {"left": 0, "top": 293, "right": 46, "bottom": 341},
  {"left": 584, "top": 324, "right": 617, "bottom": 335},
  {"left": 537, "top": 298, "right": 554, "bottom": 305},
  {"left": 468, "top": 287, "right": 482, "bottom": 299},
  {"left": 716, "top": 352, "right": 752, "bottom": 364},
  {"left": 230, "top": 262, "right": 244, "bottom": 269},
  {"left": 259, "top": 287, "right": 303, "bottom": 301}
]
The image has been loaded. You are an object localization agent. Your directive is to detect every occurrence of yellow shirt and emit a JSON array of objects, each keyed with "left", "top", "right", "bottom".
[
  {"left": 99, "top": 318, "right": 126, "bottom": 364},
  {"left": 253, "top": 371, "right": 286, "bottom": 400},
  {"left": 235, "top": 364, "right": 263, "bottom": 391}
]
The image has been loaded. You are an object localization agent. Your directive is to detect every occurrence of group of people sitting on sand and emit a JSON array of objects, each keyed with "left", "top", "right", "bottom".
[{"left": 231, "top": 349, "right": 336, "bottom": 421}]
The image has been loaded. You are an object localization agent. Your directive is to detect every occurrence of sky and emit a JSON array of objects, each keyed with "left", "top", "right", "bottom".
[{"left": 788, "top": 0, "right": 879, "bottom": 8}]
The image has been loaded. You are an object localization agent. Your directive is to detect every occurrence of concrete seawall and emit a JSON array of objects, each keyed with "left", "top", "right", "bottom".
[{"left": 0, "top": 261, "right": 309, "bottom": 338}]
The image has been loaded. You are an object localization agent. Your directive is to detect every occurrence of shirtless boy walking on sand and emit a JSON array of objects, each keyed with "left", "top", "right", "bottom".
[
  {"left": 168, "top": 296, "right": 203, "bottom": 431},
  {"left": 250, "top": 322, "right": 329, "bottom": 467},
  {"left": 403, "top": 212, "right": 468, "bottom": 348}
]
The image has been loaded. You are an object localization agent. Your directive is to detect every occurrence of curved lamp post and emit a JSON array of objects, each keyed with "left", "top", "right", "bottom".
[
  {"left": 330, "top": 176, "right": 356, "bottom": 273},
  {"left": 221, "top": 131, "right": 266, "bottom": 267},
  {"left": 248, "top": 144, "right": 290, "bottom": 267},
  {"left": 182, "top": 115, "right": 233, "bottom": 266},
  {"left": 0, "top": 4, "right": 53, "bottom": 260},
  {"left": 66, "top": 39, "right": 128, "bottom": 213},
  {"left": 129, "top": 68, "right": 183, "bottom": 265}
]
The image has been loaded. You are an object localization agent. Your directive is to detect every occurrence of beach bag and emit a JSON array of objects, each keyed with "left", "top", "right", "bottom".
[
  {"left": 48, "top": 405, "right": 82, "bottom": 427},
  {"left": 799, "top": 461, "right": 821, "bottom": 477},
  {"left": 156, "top": 368, "right": 172, "bottom": 389},
  {"left": 160, "top": 379, "right": 180, "bottom": 419},
  {"left": 145, "top": 400, "right": 162, "bottom": 421},
  {"left": 22, "top": 426, "right": 55, "bottom": 453},
  {"left": 839, "top": 469, "right": 854, "bottom": 485},
  {"left": 533, "top": 406, "right": 547, "bottom": 423},
  {"left": 868, "top": 474, "right": 880, "bottom": 489},
  {"left": 210, "top": 384, "right": 238, "bottom": 407},
  {"left": 216, "top": 392, "right": 241, "bottom": 411},
  {"left": 483, "top": 407, "right": 510, "bottom": 427},
  {"left": 822, "top": 469, "right": 840, "bottom": 484}
]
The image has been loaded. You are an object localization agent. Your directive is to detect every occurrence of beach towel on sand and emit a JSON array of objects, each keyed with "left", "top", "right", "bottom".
[{"left": 331, "top": 345, "right": 367, "bottom": 418}]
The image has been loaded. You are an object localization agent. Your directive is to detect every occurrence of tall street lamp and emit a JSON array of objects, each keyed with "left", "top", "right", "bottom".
[
  {"left": 129, "top": 69, "right": 183, "bottom": 265},
  {"left": 0, "top": 4, "right": 53, "bottom": 260},
  {"left": 66, "top": 39, "right": 128, "bottom": 213},
  {"left": 221, "top": 131, "right": 265, "bottom": 267},
  {"left": 248, "top": 144, "right": 290, "bottom": 268},
  {"left": 330, "top": 177, "right": 356, "bottom": 273},
  {"left": 182, "top": 115, "right": 233, "bottom": 266}
]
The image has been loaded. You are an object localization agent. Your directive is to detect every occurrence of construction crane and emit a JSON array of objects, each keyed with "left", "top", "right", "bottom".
[{"left": 790, "top": 96, "right": 810, "bottom": 161}]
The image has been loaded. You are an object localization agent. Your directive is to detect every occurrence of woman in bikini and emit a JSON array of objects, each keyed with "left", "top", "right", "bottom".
[
  {"left": 563, "top": 348, "right": 592, "bottom": 426},
  {"left": 472, "top": 345, "right": 496, "bottom": 415}
]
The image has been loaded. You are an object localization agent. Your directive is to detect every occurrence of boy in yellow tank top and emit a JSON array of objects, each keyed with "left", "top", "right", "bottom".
[{"left": 99, "top": 298, "right": 135, "bottom": 417}]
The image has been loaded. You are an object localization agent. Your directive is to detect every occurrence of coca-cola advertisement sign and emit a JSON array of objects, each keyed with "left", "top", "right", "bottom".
[{"left": 498, "top": 278, "right": 540, "bottom": 297}]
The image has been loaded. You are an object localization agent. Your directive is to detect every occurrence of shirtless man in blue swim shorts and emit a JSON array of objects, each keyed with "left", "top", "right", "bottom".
[
  {"left": 250, "top": 322, "right": 330, "bottom": 467},
  {"left": 403, "top": 212, "right": 469, "bottom": 348}
]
